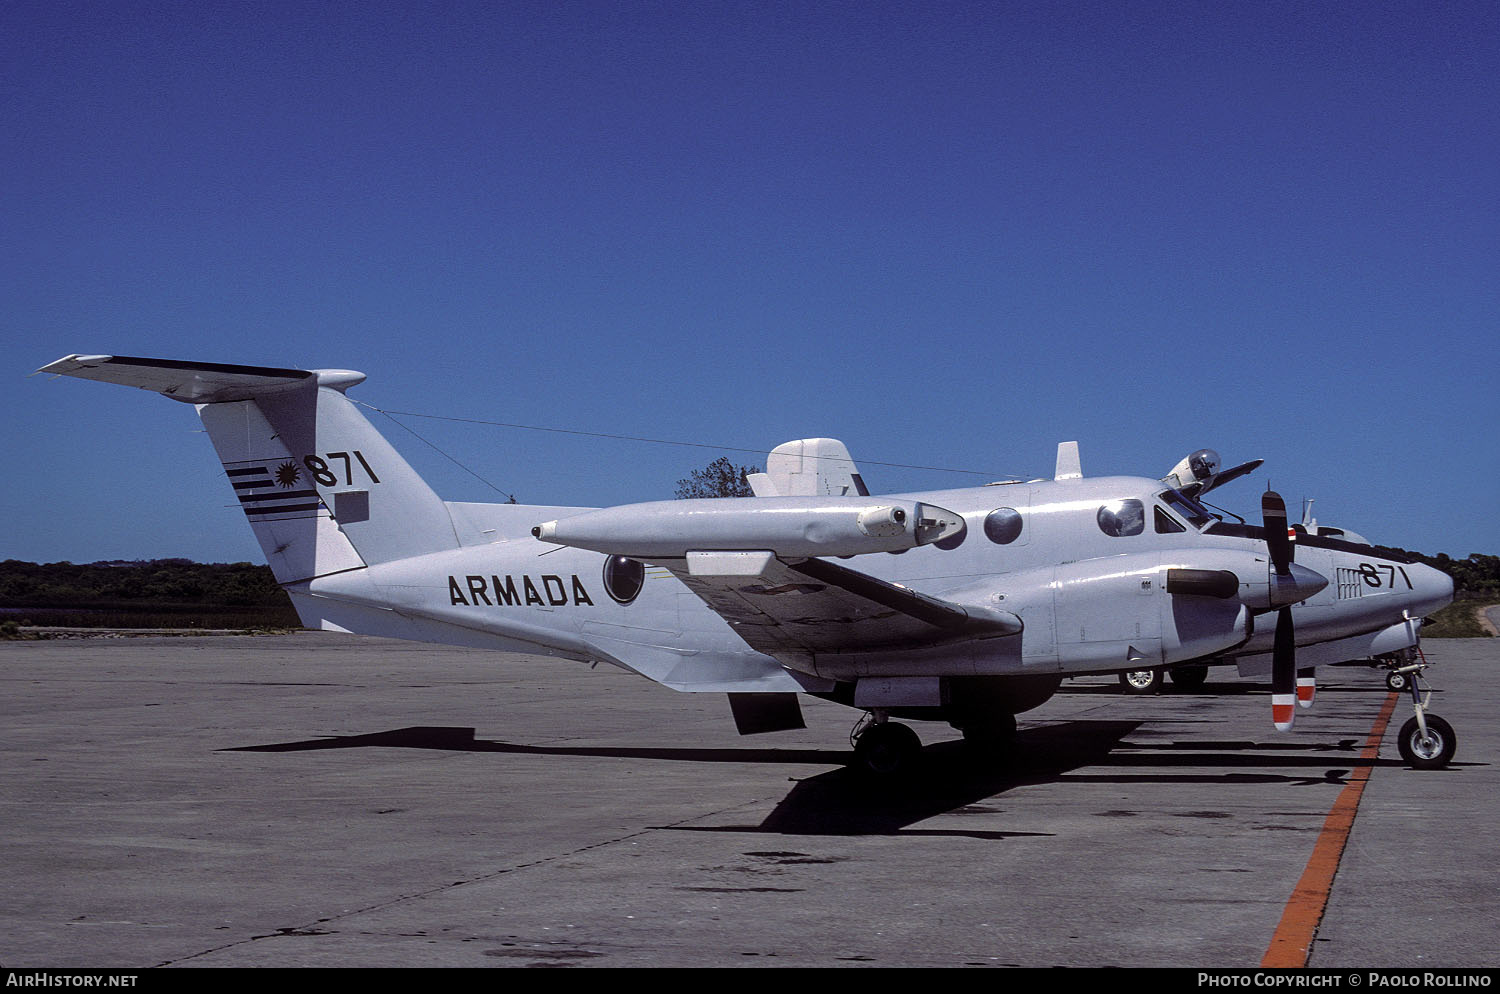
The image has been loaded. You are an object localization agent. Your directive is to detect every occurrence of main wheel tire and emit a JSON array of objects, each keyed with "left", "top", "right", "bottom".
[
  {"left": 1168, "top": 665, "right": 1209, "bottom": 691},
  {"left": 1119, "top": 669, "right": 1162, "bottom": 694},
  {"left": 1385, "top": 670, "right": 1409, "bottom": 692},
  {"left": 1396, "top": 714, "right": 1456, "bottom": 770},
  {"left": 852, "top": 722, "right": 922, "bottom": 777}
]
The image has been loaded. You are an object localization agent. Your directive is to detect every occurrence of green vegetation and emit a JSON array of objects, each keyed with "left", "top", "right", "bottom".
[
  {"left": 1367, "top": 549, "right": 1498, "bottom": 638},
  {"left": 0, "top": 559, "right": 300, "bottom": 631},
  {"left": 1383, "top": 551, "right": 1500, "bottom": 601},
  {"left": 0, "top": 619, "right": 33, "bottom": 640},
  {"left": 1421, "top": 600, "right": 1500, "bottom": 639},
  {"left": 674, "top": 456, "right": 761, "bottom": 499}
]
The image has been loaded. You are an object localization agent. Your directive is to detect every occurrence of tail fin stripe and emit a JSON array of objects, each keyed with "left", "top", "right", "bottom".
[
  {"left": 244, "top": 503, "right": 324, "bottom": 516},
  {"left": 238, "top": 489, "right": 320, "bottom": 504}
]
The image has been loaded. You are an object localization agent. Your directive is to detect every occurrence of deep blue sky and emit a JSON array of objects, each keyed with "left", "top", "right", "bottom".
[{"left": 6, "top": 1, "right": 1497, "bottom": 564}]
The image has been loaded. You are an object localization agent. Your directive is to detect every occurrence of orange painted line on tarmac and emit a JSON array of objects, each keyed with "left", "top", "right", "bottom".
[{"left": 1261, "top": 691, "right": 1400, "bottom": 968}]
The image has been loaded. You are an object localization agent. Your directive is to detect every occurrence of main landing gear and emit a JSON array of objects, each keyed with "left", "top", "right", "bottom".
[
  {"left": 1391, "top": 648, "right": 1456, "bottom": 770},
  {"left": 849, "top": 709, "right": 1020, "bottom": 776},
  {"left": 850, "top": 712, "right": 923, "bottom": 776}
]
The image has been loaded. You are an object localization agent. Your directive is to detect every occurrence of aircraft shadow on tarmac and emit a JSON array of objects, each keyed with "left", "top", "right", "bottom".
[
  {"left": 220, "top": 717, "right": 1433, "bottom": 838},
  {"left": 226, "top": 720, "right": 1138, "bottom": 838}
]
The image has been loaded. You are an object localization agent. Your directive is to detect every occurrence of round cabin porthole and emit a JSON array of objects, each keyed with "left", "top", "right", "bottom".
[
  {"left": 602, "top": 556, "right": 645, "bottom": 605},
  {"left": 983, "top": 507, "right": 1023, "bottom": 545}
]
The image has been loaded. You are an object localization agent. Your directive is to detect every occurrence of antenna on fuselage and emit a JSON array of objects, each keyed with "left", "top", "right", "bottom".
[{"left": 1054, "top": 441, "right": 1082, "bottom": 481}]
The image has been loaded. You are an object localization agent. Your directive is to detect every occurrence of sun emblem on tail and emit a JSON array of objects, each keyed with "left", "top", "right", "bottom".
[{"left": 274, "top": 462, "right": 301, "bottom": 488}]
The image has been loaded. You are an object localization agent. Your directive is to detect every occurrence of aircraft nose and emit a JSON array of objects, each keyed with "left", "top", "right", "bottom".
[{"left": 1409, "top": 562, "right": 1454, "bottom": 619}]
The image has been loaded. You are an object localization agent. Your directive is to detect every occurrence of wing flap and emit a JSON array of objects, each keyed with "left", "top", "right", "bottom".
[{"left": 666, "top": 556, "right": 1021, "bottom": 664}]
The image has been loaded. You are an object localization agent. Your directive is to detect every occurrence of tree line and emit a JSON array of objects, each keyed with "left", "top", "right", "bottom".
[{"left": 0, "top": 559, "right": 300, "bottom": 630}]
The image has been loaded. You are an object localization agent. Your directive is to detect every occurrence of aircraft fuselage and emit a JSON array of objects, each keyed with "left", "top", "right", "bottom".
[{"left": 289, "top": 474, "right": 1450, "bottom": 692}]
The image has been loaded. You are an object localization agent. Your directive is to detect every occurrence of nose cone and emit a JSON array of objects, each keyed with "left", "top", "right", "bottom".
[{"left": 1409, "top": 562, "right": 1455, "bottom": 619}]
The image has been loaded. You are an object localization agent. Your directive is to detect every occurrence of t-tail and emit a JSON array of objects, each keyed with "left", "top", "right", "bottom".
[{"left": 38, "top": 355, "right": 460, "bottom": 588}]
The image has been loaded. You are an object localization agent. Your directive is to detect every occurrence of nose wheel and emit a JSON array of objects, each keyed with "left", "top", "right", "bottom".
[
  {"left": 1397, "top": 714, "right": 1455, "bottom": 769},
  {"left": 1392, "top": 649, "right": 1456, "bottom": 770}
]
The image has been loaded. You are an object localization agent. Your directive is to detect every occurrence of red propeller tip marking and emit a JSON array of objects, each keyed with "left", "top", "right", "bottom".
[{"left": 1272, "top": 696, "right": 1297, "bottom": 731}]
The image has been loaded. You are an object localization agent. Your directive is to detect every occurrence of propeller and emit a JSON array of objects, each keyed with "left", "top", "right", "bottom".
[
  {"left": 1263, "top": 492, "right": 1297, "bottom": 730},
  {"left": 1163, "top": 491, "right": 1328, "bottom": 730},
  {"left": 1262, "top": 491, "right": 1319, "bottom": 729}
]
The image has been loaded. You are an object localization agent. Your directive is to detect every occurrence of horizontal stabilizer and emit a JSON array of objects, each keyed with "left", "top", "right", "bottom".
[{"left": 39, "top": 354, "right": 365, "bottom": 404}]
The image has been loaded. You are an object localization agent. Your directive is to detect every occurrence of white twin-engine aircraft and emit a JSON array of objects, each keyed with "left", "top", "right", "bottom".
[{"left": 40, "top": 355, "right": 1458, "bottom": 775}]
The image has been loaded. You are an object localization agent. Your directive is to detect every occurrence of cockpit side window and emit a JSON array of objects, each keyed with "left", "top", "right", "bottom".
[
  {"left": 1097, "top": 499, "right": 1145, "bottom": 537},
  {"left": 1154, "top": 505, "right": 1186, "bottom": 533},
  {"left": 1159, "top": 489, "right": 1216, "bottom": 530}
]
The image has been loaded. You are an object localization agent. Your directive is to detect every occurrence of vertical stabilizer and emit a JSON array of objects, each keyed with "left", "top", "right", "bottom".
[{"left": 197, "top": 395, "right": 366, "bottom": 582}]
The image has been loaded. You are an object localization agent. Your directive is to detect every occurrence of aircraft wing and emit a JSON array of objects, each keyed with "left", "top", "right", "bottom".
[{"left": 662, "top": 555, "right": 1022, "bottom": 667}]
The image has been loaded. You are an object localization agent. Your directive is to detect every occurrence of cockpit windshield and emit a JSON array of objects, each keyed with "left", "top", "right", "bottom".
[{"left": 1159, "top": 488, "right": 1218, "bottom": 530}]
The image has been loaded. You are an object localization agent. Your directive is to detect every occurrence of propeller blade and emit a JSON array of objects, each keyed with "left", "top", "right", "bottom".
[
  {"left": 1262, "top": 491, "right": 1292, "bottom": 576},
  {"left": 1272, "top": 607, "right": 1296, "bottom": 731},
  {"left": 1297, "top": 667, "right": 1316, "bottom": 709}
]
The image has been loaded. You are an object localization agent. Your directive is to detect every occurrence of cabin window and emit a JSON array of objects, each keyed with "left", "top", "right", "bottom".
[
  {"left": 983, "top": 507, "right": 1023, "bottom": 544},
  {"left": 1097, "top": 499, "right": 1145, "bottom": 537},
  {"left": 1154, "top": 506, "right": 1186, "bottom": 534}
]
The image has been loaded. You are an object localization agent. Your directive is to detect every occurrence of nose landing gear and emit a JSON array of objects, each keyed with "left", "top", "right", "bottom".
[{"left": 1392, "top": 648, "right": 1456, "bottom": 770}]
